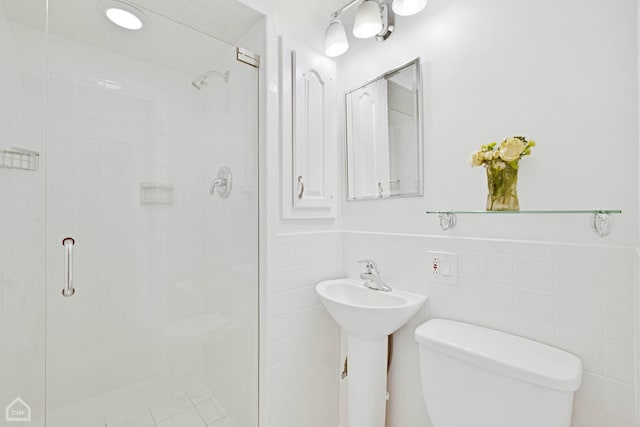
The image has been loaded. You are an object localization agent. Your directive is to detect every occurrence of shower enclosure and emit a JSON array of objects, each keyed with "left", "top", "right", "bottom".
[{"left": 0, "top": 0, "right": 261, "bottom": 425}]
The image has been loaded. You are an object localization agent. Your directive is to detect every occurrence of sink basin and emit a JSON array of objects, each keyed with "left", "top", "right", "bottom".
[
  {"left": 317, "top": 278, "right": 428, "bottom": 426},
  {"left": 316, "top": 278, "right": 427, "bottom": 340}
]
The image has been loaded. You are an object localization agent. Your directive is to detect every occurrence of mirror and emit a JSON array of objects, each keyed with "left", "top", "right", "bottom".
[{"left": 345, "top": 58, "right": 423, "bottom": 200}]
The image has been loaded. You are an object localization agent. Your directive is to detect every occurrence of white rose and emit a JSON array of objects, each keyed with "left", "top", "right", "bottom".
[
  {"left": 468, "top": 151, "right": 484, "bottom": 167},
  {"left": 499, "top": 137, "right": 526, "bottom": 162}
]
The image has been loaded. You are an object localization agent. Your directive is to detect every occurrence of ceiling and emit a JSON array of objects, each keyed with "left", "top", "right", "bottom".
[{"left": 0, "top": 0, "right": 264, "bottom": 75}]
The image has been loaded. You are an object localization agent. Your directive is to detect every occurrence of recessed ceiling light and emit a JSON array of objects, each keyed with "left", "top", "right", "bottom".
[{"left": 100, "top": 1, "right": 146, "bottom": 31}]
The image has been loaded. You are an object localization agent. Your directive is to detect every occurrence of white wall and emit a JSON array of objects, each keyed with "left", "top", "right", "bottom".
[
  {"left": 261, "top": 2, "right": 351, "bottom": 426},
  {"left": 334, "top": 0, "right": 640, "bottom": 426},
  {"left": 337, "top": 0, "right": 638, "bottom": 245},
  {"left": 265, "top": 231, "right": 342, "bottom": 427},
  {"left": 265, "top": 0, "right": 640, "bottom": 427}
]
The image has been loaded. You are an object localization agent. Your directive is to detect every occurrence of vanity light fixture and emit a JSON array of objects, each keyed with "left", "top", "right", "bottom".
[
  {"left": 324, "top": 0, "right": 426, "bottom": 57},
  {"left": 100, "top": 0, "right": 147, "bottom": 31}
]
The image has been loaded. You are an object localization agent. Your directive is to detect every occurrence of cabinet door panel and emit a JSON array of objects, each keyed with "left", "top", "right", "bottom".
[
  {"left": 280, "top": 37, "right": 337, "bottom": 218},
  {"left": 294, "top": 59, "right": 326, "bottom": 207}
]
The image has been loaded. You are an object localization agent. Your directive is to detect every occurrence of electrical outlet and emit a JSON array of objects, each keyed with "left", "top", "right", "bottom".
[{"left": 427, "top": 251, "right": 458, "bottom": 284}]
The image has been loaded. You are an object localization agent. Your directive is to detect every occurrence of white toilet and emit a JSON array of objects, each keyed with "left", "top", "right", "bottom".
[{"left": 415, "top": 319, "right": 583, "bottom": 427}]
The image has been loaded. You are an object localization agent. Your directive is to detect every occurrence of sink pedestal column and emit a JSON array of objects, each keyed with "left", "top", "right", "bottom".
[{"left": 347, "top": 335, "right": 388, "bottom": 427}]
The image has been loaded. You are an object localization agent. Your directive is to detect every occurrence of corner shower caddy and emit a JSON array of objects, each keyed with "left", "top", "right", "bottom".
[
  {"left": 0, "top": 147, "right": 39, "bottom": 171},
  {"left": 425, "top": 210, "right": 622, "bottom": 238}
]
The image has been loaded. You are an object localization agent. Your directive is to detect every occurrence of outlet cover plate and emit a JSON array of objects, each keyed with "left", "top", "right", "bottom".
[{"left": 427, "top": 251, "right": 458, "bottom": 284}]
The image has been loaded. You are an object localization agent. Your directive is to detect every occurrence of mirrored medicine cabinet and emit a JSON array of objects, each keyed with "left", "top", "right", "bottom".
[{"left": 345, "top": 58, "right": 423, "bottom": 200}]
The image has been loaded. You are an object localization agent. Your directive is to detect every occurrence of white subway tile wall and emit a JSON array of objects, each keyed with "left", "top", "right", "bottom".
[
  {"left": 265, "top": 232, "right": 342, "bottom": 427},
  {"left": 342, "top": 231, "right": 639, "bottom": 427},
  {"left": 266, "top": 230, "right": 638, "bottom": 427},
  {"left": 0, "top": 12, "right": 47, "bottom": 425}
]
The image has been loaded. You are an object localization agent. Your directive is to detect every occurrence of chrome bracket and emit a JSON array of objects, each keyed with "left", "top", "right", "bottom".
[
  {"left": 438, "top": 212, "right": 456, "bottom": 231},
  {"left": 237, "top": 47, "right": 260, "bottom": 68},
  {"left": 592, "top": 212, "right": 612, "bottom": 238},
  {"left": 376, "top": 2, "right": 395, "bottom": 42}
]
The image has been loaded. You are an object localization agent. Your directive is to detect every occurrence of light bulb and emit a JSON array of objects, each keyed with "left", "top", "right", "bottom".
[
  {"left": 325, "top": 20, "right": 349, "bottom": 57},
  {"left": 392, "top": 0, "right": 427, "bottom": 16},
  {"left": 100, "top": 0, "right": 147, "bottom": 31},
  {"left": 353, "top": 0, "right": 383, "bottom": 39},
  {"left": 106, "top": 8, "right": 143, "bottom": 30}
]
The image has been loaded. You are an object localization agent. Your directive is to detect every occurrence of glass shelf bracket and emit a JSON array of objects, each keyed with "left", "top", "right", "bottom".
[{"left": 425, "top": 210, "right": 622, "bottom": 237}]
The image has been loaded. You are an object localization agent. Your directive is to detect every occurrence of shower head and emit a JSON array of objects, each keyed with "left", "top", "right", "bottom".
[
  {"left": 192, "top": 79, "right": 206, "bottom": 90},
  {"left": 191, "top": 70, "right": 230, "bottom": 90}
]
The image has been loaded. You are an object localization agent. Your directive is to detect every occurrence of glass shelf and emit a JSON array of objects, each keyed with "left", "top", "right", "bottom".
[
  {"left": 425, "top": 210, "right": 622, "bottom": 237},
  {"left": 426, "top": 209, "right": 622, "bottom": 215}
]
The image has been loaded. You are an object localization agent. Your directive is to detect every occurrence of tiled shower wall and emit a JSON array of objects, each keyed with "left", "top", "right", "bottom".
[
  {"left": 0, "top": 10, "right": 47, "bottom": 425},
  {"left": 201, "top": 20, "right": 263, "bottom": 427},
  {"left": 0, "top": 14, "right": 246, "bottom": 426},
  {"left": 1, "top": 7, "right": 261, "bottom": 426}
]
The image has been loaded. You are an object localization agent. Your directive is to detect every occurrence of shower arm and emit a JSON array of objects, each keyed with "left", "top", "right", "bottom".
[
  {"left": 201, "top": 70, "right": 229, "bottom": 82},
  {"left": 192, "top": 69, "right": 230, "bottom": 88}
]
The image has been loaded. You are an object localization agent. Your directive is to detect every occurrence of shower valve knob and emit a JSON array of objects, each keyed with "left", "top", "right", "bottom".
[{"left": 210, "top": 166, "right": 233, "bottom": 199}]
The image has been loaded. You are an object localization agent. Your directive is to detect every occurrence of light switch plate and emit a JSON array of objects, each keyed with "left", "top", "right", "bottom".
[{"left": 427, "top": 251, "right": 458, "bottom": 284}]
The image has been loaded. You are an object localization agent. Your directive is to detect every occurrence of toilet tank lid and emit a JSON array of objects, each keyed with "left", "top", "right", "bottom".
[{"left": 415, "top": 319, "right": 582, "bottom": 392}]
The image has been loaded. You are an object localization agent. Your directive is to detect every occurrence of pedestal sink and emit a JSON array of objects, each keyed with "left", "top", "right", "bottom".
[{"left": 316, "top": 278, "right": 427, "bottom": 427}]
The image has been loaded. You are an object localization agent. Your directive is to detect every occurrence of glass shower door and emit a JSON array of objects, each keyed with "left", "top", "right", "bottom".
[
  {"left": 43, "top": 1, "right": 260, "bottom": 426},
  {"left": 0, "top": 0, "right": 47, "bottom": 425}
]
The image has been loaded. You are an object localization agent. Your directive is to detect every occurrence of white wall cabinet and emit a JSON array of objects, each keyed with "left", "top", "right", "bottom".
[{"left": 280, "top": 37, "right": 337, "bottom": 218}]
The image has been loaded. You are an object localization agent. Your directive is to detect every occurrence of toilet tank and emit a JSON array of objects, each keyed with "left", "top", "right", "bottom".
[{"left": 415, "top": 319, "right": 582, "bottom": 427}]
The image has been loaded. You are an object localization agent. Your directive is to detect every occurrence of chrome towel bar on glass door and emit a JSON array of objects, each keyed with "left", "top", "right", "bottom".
[{"left": 62, "top": 237, "right": 75, "bottom": 297}]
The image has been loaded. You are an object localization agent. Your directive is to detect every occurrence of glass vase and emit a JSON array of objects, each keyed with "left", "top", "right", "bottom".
[{"left": 485, "top": 162, "right": 519, "bottom": 211}]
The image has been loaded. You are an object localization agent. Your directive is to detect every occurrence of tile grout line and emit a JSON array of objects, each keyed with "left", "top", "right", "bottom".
[
  {"left": 185, "top": 391, "right": 208, "bottom": 426},
  {"left": 147, "top": 405, "right": 158, "bottom": 426}
]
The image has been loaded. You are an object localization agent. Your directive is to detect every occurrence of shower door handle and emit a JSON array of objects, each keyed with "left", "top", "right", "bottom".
[{"left": 62, "top": 237, "right": 75, "bottom": 297}]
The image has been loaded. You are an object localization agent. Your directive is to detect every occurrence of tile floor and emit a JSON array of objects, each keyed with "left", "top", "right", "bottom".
[{"left": 106, "top": 386, "right": 233, "bottom": 427}]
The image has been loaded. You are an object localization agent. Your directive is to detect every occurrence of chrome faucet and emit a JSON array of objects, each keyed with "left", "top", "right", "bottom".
[{"left": 358, "top": 259, "right": 392, "bottom": 292}]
